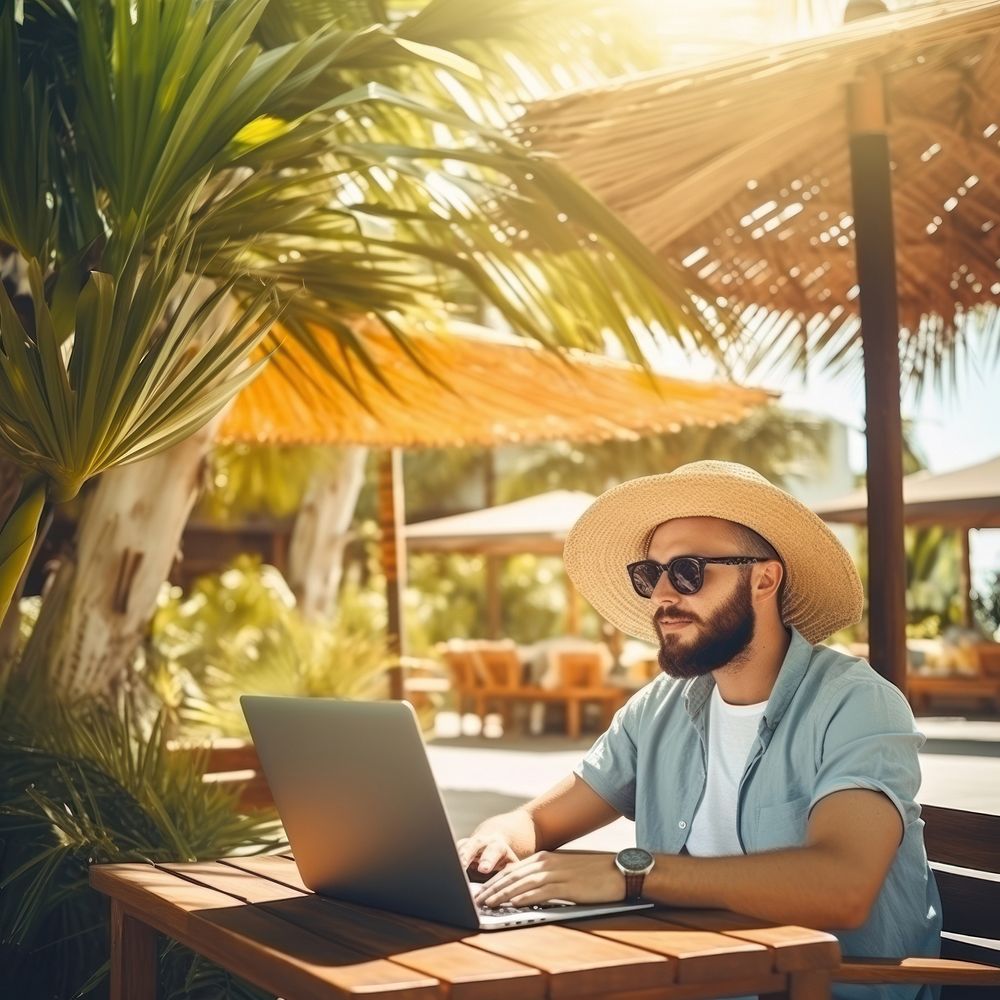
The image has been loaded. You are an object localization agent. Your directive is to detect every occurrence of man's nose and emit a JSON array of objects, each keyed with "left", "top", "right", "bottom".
[{"left": 651, "top": 572, "right": 681, "bottom": 603}]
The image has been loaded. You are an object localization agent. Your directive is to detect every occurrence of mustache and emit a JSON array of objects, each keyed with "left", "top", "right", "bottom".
[{"left": 654, "top": 609, "right": 702, "bottom": 626}]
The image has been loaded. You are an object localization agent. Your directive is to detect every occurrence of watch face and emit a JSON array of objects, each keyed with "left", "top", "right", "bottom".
[{"left": 617, "top": 848, "right": 653, "bottom": 872}]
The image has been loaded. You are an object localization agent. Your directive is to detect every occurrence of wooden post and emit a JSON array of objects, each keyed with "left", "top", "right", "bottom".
[
  {"left": 845, "top": 3, "right": 908, "bottom": 692},
  {"left": 959, "top": 528, "right": 973, "bottom": 628},
  {"left": 378, "top": 449, "right": 407, "bottom": 700},
  {"left": 485, "top": 555, "right": 502, "bottom": 638},
  {"left": 110, "top": 900, "right": 158, "bottom": 1000}
]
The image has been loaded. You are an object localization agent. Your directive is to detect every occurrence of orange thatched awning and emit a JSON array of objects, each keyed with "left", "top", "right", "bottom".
[
  {"left": 218, "top": 319, "right": 773, "bottom": 449},
  {"left": 521, "top": 0, "right": 1000, "bottom": 351}
]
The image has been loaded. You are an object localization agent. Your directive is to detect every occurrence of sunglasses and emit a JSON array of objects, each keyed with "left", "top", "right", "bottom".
[{"left": 626, "top": 555, "right": 769, "bottom": 598}]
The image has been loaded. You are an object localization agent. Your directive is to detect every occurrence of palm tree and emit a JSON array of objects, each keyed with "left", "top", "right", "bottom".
[{"left": 0, "top": 0, "right": 733, "bottom": 699}]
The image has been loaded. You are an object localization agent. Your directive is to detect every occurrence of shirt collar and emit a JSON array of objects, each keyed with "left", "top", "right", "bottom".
[{"left": 683, "top": 626, "right": 813, "bottom": 737}]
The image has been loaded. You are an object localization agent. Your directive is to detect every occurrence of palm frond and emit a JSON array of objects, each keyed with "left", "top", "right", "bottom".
[{"left": 0, "top": 230, "right": 279, "bottom": 498}]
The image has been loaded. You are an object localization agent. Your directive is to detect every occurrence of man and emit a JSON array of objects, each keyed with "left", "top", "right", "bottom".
[{"left": 458, "top": 461, "right": 941, "bottom": 1000}]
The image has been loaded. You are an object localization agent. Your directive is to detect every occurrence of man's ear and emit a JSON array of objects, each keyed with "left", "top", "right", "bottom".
[{"left": 753, "top": 559, "right": 784, "bottom": 602}]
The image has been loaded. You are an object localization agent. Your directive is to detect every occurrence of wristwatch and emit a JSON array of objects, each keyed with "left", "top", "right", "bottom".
[{"left": 614, "top": 847, "right": 655, "bottom": 901}]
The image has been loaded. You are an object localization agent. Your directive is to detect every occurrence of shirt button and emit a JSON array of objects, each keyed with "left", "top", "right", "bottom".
[{"left": 678, "top": 820, "right": 687, "bottom": 830}]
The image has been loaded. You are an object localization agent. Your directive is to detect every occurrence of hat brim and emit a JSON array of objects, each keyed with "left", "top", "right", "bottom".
[{"left": 563, "top": 466, "right": 863, "bottom": 646}]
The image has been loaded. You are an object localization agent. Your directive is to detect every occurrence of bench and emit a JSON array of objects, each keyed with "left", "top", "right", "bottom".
[
  {"left": 907, "top": 673, "right": 1000, "bottom": 713},
  {"left": 835, "top": 804, "right": 1000, "bottom": 996}
]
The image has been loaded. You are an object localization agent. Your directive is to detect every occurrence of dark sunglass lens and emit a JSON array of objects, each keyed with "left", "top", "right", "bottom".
[
  {"left": 668, "top": 557, "right": 703, "bottom": 594},
  {"left": 630, "top": 561, "right": 662, "bottom": 597}
]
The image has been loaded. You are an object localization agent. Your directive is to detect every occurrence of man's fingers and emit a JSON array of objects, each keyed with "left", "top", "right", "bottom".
[
  {"left": 477, "top": 843, "right": 515, "bottom": 874},
  {"left": 479, "top": 867, "right": 550, "bottom": 907},
  {"left": 456, "top": 839, "right": 479, "bottom": 869}
]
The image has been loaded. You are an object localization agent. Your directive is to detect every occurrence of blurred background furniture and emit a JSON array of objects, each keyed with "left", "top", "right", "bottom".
[
  {"left": 846, "top": 640, "right": 1000, "bottom": 713},
  {"left": 437, "top": 638, "right": 626, "bottom": 738}
]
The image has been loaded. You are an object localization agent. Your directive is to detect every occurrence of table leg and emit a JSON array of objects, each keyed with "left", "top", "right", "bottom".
[
  {"left": 764, "top": 969, "right": 832, "bottom": 1000},
  {"left": 566, "top": 699, "right": 581, "bottom": 740},
  {"left": 794, "top": 970, "right": 833, "bottom": 999},
  {"left": 110, "top": 899, "right": 158, "bottom": 1000}
]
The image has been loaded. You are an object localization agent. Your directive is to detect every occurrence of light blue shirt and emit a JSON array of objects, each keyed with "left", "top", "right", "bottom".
[{"left": 575, "top": 627, "right": 942, "bottom": 1000}]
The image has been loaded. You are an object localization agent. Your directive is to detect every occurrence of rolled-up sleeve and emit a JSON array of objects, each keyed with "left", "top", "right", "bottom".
[
  {"left": 573, "top": 697, "right": 641, "bottom": 820},
  {"left": 809, "top": 679, "right": 925, "bottom": 829}
]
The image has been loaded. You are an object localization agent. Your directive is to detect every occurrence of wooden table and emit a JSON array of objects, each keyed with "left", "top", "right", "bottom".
[{"left": 91, "top": 858, "right": 840, "bottom": 1000}]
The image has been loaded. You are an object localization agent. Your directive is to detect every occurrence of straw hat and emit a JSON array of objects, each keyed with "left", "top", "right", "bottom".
[{"left": 563, "top": 461, "right": 863, "bottom": 646}]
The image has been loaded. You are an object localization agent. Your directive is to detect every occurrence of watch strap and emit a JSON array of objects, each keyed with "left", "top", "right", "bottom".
[{"left": 624, "top": 871, "right": 645, "bottom": 901}]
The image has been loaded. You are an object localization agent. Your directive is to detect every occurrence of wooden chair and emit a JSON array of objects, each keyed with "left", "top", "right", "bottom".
[
  {"left": 974, "top": 643, "right": 1000, "bottom": 677},
  {"left": 468, "top": 641, "right": 523, "bottom": 728},
  {"left": 168, "top": 739, "right": 273, "bottom": 812},
  {"left": 524, "top": 649, "right": 625, "bottom": 739},
  {"left": 438, "top": 640, "right": 523, "bottom": 726},
  {"left": 835, "top": 804, "right": 1000, "bottom": 997},
  {"left": 439, "top": 643, "right": 489, "bottom": 718}
]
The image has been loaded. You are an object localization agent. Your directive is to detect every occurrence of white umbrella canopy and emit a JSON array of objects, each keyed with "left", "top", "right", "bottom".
[
  {"left": 815, "top": 454, "right": 1000, "bottom": 528},
  {"left": 406, "top": 490, "right": 598, "bottom": 555}
]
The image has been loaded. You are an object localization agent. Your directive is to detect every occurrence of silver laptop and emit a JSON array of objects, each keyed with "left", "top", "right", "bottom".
[{"left": 240, "top": 695, "right": 653, "bottom": 930}]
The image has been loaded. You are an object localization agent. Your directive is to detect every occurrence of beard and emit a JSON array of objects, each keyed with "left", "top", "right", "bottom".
[{"left": 655, "top": 576, "right": 756, "bottom": 679}]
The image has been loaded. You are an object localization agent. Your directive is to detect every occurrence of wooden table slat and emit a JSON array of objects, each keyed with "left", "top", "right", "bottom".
[
  {"left": 163, "top": 861, "right": 547, "bottom": 1000},
  {"left": 652, "top": 908, "right": 841, "bottom": 973},
  {"left": 220, "top": 854, "right": 323, "bottom": 894},
  {"left": 576, "top": 913, "right": 773, "bottom": 983},
  {"left": 91, "top": 865, "right": 441, "bottom": 1000},
  {"left": 465, "top": 923, "right": 673, "bottom": 998}
]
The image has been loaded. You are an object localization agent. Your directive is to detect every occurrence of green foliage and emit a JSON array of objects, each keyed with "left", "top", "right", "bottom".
[
  {"left": 146, "top": 554, "right": 389, "bottom": 738},
  {"left": 0, "top": 691, "right": 282, "bottom": 998},
  {"left": 854, "top": 522, "right": 965, "bottom": 640},
  {"left": 197, "top": 444, "right": 344, "bottom": 523},
  {"left": 973, "top": 571, "right": 1000, "bottom": 638},
  {"left": 904, "top": 525, "right": 962, "bottom": 634},
  {"left": 0, "top": 550, "right": 394, "bottom": 997},
  {"left": 495, "top": 406, "right": 834, "bottom": 499},
  {"left": 403, "top": 553, "right": 483, "bottom": 648}
]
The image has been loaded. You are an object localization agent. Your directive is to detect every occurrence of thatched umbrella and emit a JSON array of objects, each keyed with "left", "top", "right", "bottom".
[
  {"left": 219, "top": 320, "right": 768, "bottom": 446},
  {"left": 521, "top": 0, "right": 1000, "bottom": 687},
  {"left": 217, "top": 318, "right": 773, "bottom": 693}
]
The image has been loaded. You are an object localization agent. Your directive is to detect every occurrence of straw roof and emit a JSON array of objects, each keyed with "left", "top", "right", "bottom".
[
  {"left": 520, "top": 0, "right": 1000, "bottom": 369},
  {"left": 814, "top": 452, "right": 1000, "bottom": 527},
  {"left": 217, "top": 318, "right": 773, "bottom": 448}
]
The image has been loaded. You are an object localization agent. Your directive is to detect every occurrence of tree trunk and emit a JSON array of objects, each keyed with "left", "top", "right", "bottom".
[
  {"left": 287, "top": 446, "right": 368, "bottom": 621},
  {"left": 25, "top": 420, "right": 221, "bottom": 701}
]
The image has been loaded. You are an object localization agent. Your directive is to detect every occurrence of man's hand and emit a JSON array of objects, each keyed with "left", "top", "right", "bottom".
[
  {"left": 457, "top": 832, "right": 520, "bottom": 880},
  {"left": 476, "top": 851, "right": 626, "bottom": 907}
]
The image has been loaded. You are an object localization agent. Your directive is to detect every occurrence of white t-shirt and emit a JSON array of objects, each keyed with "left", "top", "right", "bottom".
[{"left": 685, "top": 685, "right": 767, "bottom": 857}]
